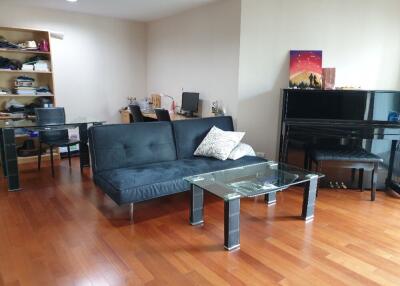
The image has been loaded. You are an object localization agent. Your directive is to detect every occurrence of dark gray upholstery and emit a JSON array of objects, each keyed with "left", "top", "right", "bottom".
[
  {"left": 88, "top": 116, "right": 267, "bottom": 206},
  {"left": 94, "top": 156, "right": 265, "bottom": 204},
  {"left": 172, "top": 116, "right": 234, "bottom": 159},
  {"left": 89, "top": 122, "right": 177, "bottom": 173}
]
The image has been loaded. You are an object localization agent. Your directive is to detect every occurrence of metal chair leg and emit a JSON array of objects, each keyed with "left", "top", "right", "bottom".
[
  {"left": 67, "top": 146, "right": 71, "bottom": 168},
  {"left": 50, "top": 146, "right": 54, "bottom": 177}
]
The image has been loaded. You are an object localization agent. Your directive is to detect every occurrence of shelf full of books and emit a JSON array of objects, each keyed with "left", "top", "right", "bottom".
[{"left": 0, "top": 26, "right": 55, "bottom": 120}]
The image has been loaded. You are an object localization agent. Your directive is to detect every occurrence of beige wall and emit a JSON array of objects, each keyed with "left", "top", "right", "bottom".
[
  {"left": 238, "top": 0, "right": 400, "bottom": 159},
  {"left": 146, "top": 0, "right": 241, "bottom": 117},
  {"left": 0, "top": 3, "right": 147, "bottom": 123},
  {"left": 1, "top": 0, "right": 400, "bottom": 158}
]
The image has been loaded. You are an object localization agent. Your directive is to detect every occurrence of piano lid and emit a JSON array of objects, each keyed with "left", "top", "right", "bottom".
[{"left": 284, "top": 89, "right": 400, "bottom": 121}]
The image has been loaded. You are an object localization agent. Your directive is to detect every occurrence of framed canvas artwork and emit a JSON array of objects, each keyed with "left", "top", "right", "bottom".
[{"left": 289, "top": 50, "right": 322, "bottom": 89}]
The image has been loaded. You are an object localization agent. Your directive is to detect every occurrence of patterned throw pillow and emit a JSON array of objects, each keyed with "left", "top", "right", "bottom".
[
  {"left": 228, "top": 143, "right": 256, "bottom": 160},
  {"left": 194, "top": 126, "right": 245, "bottom": 160}
]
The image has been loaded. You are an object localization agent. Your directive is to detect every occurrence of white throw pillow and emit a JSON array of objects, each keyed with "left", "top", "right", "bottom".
[
  {"left": 194, "top": 126, "right": 245, "bottom": 160},
  {"left": 228, "top": 143, "right": 256, "bottom": 160}
]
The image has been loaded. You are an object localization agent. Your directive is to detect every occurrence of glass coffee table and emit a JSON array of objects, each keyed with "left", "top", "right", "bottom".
[{"left": 184, "top": 161, "right": 324, "bottom": 251}]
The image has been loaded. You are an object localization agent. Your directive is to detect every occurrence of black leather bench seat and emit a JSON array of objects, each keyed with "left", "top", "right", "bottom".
[{"left": 310, "top": 147, "right": 383, "bottom": 163}]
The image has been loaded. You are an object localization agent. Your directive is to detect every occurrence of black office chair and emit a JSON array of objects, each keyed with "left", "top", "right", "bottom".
[
  {"left": 155, "top": 109, "right": 171, "bottom": 122},
  {"left": 35, "top": 107, "right": 80, "bottom": 177},
  {"left": 129, "top": 105, "right": 157, "bottom": 122}
]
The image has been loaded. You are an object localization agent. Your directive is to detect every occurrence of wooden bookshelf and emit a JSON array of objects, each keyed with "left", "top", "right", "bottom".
[
  {"left": 0, "top": 94, "right": 54, "bottom": 97},
  {"left": 0, "top": 48, "right": 51, "bottom": 55},
  {"left": 0, "top": 69, "right": 52, "bottom": 74},
  {"left": 0, "top": 26, "right": 57, "bottom": 164},
  {"left": 0, "top": 26, "right": 55, "bottom": 103}
]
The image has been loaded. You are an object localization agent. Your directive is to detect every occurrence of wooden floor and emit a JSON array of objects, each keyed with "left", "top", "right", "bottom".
[{"left": 1, "top": 158, "right": 400, "bottom": 286}]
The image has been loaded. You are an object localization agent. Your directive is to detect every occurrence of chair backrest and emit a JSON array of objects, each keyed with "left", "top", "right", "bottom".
[
  {"left": 35, "top": 107, "right": 68, "bottom": 143},
  {"left": 35, "top": 107, "right": 65, "bottom": 125},
  {"left": 155, "top": 109, "right": 171, "bottom": 122},
  {"left": 129, "top": 105, "right": 145, "bottom": 122}
]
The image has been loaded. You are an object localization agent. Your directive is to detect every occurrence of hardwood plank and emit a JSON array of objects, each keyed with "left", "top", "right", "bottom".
[{"left": 1, "top": 158, "right": 400, "bottom": 285}]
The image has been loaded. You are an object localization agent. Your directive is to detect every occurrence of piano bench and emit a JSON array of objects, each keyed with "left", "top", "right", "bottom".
[{"left": 306, "top": 147, "right": 383, "bottom": 201}]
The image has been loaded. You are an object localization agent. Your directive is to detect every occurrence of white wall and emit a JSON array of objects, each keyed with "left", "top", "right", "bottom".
[
  {"left": 146, "top": 0, "right": 241, "bottom": 117},
  {"left": 2, "top": 0, "right": 400, "bottom": 158},
  {"left": 238, "top": 0, "right": 400, "bottom": 159},
  {"left": 0, "top": 3, "right": 147, "bottom": 123}
]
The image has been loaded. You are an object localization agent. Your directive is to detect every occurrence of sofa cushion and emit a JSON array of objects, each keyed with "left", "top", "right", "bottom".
[
  {"left": 194, "top": 126, "right": 245, "bottom": 160},
  {"left": 172, "top": 116, "right": 234, "bottom": 159},
  {"left": 228, "top": 143, "right": 256, "bottom": 160},
  {"left": 94, "top": 155, "right": 266, "bottom": 205},
  {"left": 88, "top": 122, "right": 177, "bottom": 173}
]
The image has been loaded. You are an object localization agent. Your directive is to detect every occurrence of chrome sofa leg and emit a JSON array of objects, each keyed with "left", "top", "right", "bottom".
[{"left": 129, "top": 203, "right": 134, "bottom": 224}]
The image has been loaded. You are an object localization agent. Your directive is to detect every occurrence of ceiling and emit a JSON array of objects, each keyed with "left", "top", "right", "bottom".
[{"left": 6, "top": 0, "right": 217, "bottom": 22}]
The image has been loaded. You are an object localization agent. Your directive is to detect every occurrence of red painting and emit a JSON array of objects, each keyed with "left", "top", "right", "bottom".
[{"left": 289, "top": 50, "right": 322, "bottom": 89}]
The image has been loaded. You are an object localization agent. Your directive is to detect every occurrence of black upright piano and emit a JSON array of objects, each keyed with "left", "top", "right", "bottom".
[{"left": 279, "top": 89, "right": 400, "bottom": 191}]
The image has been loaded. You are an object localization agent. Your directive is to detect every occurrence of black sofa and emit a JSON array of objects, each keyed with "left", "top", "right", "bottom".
[{"left": 88, "top": 116, "right": 267, "bottom": 218}]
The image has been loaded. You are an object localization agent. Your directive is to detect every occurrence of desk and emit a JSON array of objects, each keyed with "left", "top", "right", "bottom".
[
  {"left": 0, "top": 120, "right": 104, "bottom": 191},
  {"left": 120, "top": 109, "right": 193, "bottom": 123}
]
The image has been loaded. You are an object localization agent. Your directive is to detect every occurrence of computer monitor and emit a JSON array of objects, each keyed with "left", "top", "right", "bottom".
[{"left": 181, "top": 92, "right": 199, "bottom": 117}]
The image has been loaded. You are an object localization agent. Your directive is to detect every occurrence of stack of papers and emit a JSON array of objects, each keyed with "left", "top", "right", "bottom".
[
  {"left": 21, "top": 64, "right": 34, "bottom": 71},
  {"left": 15, "top": 87, "right": 36, "bottom": 95},
  {"left": 34, "top": 60, "right": 50, "bottom": 72},
  {"left": 14, "top": 76, "right": 36, "bottom": 95}
]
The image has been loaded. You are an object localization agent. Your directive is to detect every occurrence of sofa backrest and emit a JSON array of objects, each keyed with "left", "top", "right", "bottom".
[
  {"left": 172, "top": 116, "right": 234, "bottom": 159},
  {"left": 88, "top": 122, "right": 177, "bottom": 173}
]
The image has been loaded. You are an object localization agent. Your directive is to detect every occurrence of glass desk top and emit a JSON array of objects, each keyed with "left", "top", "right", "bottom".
[
  {"left": 0, "top": 118, "right": 104, "bottom": 129},
  {"left": 184, "top": 161, "right": 324, "bottom": 200}
]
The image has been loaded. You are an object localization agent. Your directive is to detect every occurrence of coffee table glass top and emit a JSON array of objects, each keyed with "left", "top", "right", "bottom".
[{"left": 184, "top": 161, "right": 324, "bottom": 200}]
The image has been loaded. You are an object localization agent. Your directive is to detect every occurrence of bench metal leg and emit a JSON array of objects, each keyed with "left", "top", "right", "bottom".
[
  {"left": 359, "top": 168, "right": 364, "bottom": 192},
  {"left": 264, "top": 192, "right": 277, "bottom": 205},
  {"left": 304, "top": 149, "right": 310, "bottom": 170},
  {"left": 224, "top": 197, "right": 240, "bottom": 251},
  {"left": 302, "top": 175, "right": 318, "bottom": 221},
  {"left": 351, "top": 168, "right": 356, "bottom": 186},
  {"left": 315, "top": 161, "right": 321, "bottom": 196},
  {"left": 371, "top": 163, "right": 378, "bottom": 201},
  {"left": 190, "top": 185, "right": 204, "bottom": 225}
]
